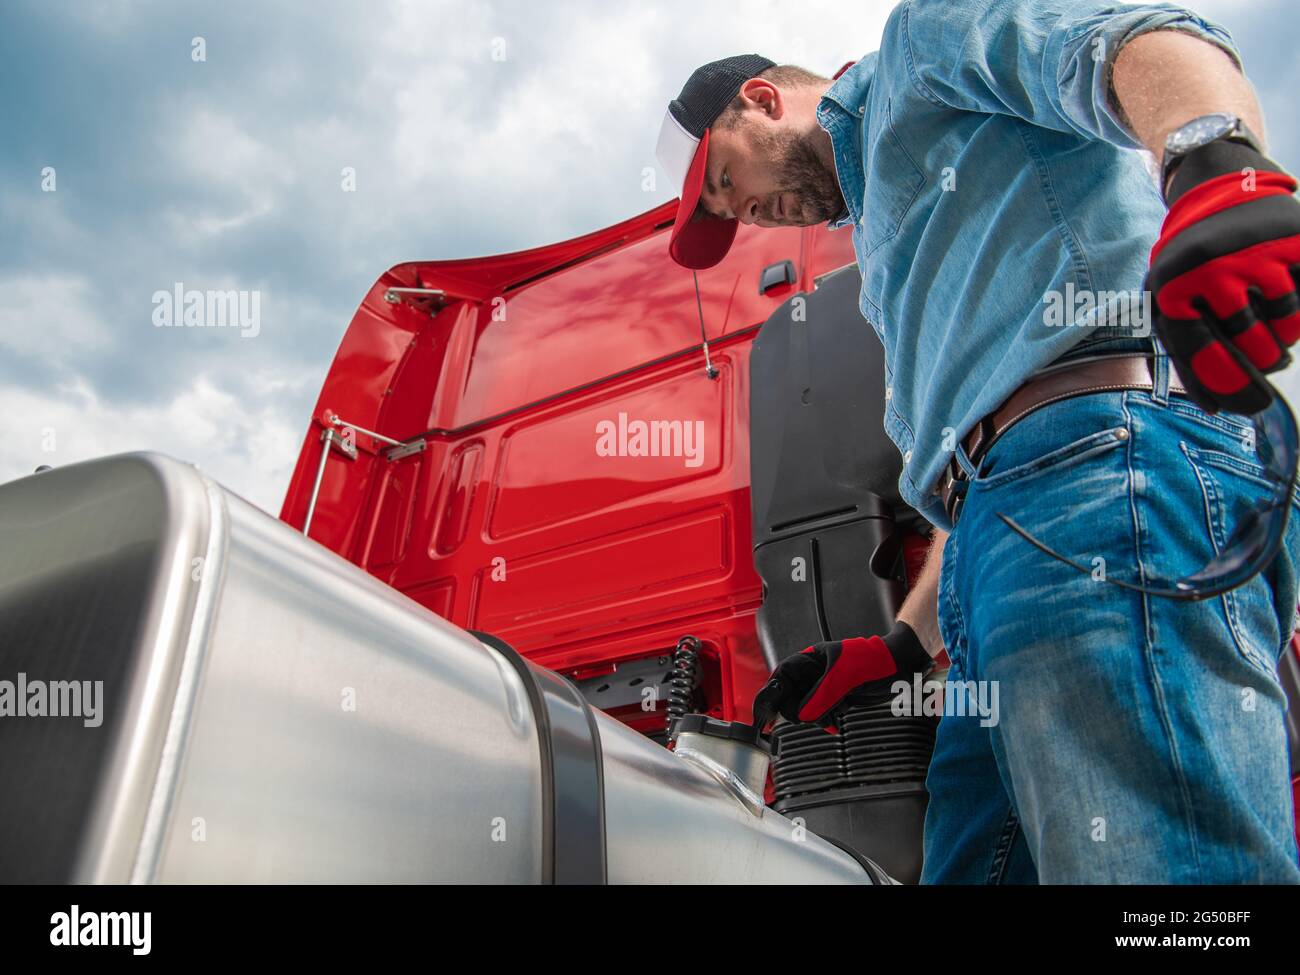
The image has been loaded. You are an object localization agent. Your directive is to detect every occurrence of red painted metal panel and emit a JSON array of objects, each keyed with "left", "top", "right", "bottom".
[{"left": 486, "top": 364, "right": 727, "bottom": 538}]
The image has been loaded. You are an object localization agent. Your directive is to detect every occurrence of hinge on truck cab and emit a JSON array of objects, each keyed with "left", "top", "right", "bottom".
[
  {"left": 383, "top": 286, "right": 448, "bottom": 315},
  {"left": 382, "top": 286, "right": 449, "bottom": 317}
]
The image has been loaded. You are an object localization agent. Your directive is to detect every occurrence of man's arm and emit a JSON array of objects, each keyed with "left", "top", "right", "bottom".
[
  {"left": 897, "top": 528, "right": 947, "bottom": 658},
  {"left": 1113, "top": 25, "right": 1300, "bottom": 416},
  {"left": 1111, "top": 28, "right": 1266, "bottom": 166},
  {"left": 896, "top": 0, "right": 1245, "bottom": 151}
]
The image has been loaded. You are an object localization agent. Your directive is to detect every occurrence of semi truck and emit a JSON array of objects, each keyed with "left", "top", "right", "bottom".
[{"left": 3, "top": 195, "right": 1296, "bottom": 883}]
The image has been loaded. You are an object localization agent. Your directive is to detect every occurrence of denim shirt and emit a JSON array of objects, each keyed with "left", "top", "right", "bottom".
[{"left": 815, "top": 0, "right": 1241, "bottom": 531}]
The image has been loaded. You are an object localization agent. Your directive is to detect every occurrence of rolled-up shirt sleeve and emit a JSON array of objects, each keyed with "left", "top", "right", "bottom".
[{"left": 898, "top": 0, "right": 1243, "bottom": 149}]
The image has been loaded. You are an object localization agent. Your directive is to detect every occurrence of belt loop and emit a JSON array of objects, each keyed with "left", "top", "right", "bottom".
[
  {"left": 952, "top": 440, "right": 980, "bottom": 479},
  {"left": 1151, "top": 348, "right": 1171, "bottom": 405}
]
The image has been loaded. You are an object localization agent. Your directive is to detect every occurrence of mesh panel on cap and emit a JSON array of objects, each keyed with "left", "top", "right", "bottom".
[{"left": 668, "top": 54, "right": 776, "bottom": 138}]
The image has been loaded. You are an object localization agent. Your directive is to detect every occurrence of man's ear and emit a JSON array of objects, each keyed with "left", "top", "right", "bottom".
[{"left": 739, "top": 77, "right": 783, "bottom": 119}]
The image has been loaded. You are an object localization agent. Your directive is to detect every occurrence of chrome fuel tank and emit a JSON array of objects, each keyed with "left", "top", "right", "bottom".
[{"left": 0, "top": 453, "right": 875, "bottom": 884}]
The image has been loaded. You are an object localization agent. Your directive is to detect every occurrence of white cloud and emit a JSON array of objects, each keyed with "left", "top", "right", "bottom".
[
  {"left": 4, "top": 0, "right": 1300, "bottom": 519},
  {"left": 0, "top": 372, "right": 304, "bottom": 514},
  {"left": 160, "top": 109, "right": 292, "bottom": 237},
  {"left": 0, "top": 273, "right": 110, "bottom": 361}
]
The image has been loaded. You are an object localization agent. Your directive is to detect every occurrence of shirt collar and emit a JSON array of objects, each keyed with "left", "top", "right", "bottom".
[
  {"left": 821, "top": 52, "right": 876, "bottom": 116},
  {"left": 816, "top": 53, "right": 877, "bottom": 231}
]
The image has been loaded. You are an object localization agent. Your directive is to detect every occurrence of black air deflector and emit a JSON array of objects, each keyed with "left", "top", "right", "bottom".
[
  {"left": 748, "top": 265, "right": 914, "bottom": 668},
  {"left": 748, "top": 266, "right": 936, "bottom": 884}
]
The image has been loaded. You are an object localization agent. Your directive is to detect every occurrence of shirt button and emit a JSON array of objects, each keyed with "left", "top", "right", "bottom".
[
  {"left": 885, "top": 386, "right": 893, "bottom": 400},
  {"left": 903, "top": 450, "right": 913, "bottom": 463},
  {"left": 857, "top": 106, "right": 865, "bottom": 116}
]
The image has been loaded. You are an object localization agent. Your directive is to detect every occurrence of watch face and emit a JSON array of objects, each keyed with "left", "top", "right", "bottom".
[{"left": 1166, "top": 112, "right": 1238, "bottom": 155}]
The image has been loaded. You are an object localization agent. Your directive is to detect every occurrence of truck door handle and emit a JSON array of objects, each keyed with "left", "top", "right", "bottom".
[{"left": 758, "top": 260, "right": 796, "bottom": 296}]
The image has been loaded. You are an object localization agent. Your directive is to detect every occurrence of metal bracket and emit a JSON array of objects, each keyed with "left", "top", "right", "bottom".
[
  {"left": 327, "top": 414, "right": 401, "bottom": 449},
  {"left": 383, "top": 286, "right": 447, "bottom": 315},
  {"left": 384, "top": 286, "right": 446, "bottom": 302},
  {"left": 470, "top": 630, "right": 608, "bottom": 885},
  {"left": 384, "top": 439, "right": 426, "bottom": 461},
  {"left": 326, "top": 426, "right": 359, "bottom": 460},
  {"left": 302, "top": 427, "right": 358, "bottom": 537}
]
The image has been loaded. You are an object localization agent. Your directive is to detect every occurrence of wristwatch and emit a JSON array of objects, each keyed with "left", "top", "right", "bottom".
[{"left": 1160, "top": 112, "right": 1264, "bottom": 202}]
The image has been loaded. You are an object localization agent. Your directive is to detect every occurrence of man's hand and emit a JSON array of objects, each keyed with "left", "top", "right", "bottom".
[
  {"left": 752, "top": 620, "right": 931, "bottom": 731},
  {"left": 1146, "top": 142, "right": 1300, "bottom": 415},
  {"left": 1111, "top": 28, "right": 1299, "bottom": 415}
]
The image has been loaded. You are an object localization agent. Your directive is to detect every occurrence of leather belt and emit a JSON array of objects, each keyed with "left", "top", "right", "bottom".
[{"left": 935, "top": 353, "right": 1187, "bottom": 525}]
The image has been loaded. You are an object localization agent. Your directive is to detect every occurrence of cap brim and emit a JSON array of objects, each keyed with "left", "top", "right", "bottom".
[{"left": 668, "top": 129, "right": 738, "bottom": 270}]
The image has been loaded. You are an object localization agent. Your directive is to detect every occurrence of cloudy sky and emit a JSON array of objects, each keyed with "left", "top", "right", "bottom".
[{"left": 1, "top": 0, "right": 1298, "bottom": 513}]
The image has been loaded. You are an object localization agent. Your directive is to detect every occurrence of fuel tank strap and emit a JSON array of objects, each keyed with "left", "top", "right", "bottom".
[{"left": 470, "top": 631, "right": 607, "bottom": 885}]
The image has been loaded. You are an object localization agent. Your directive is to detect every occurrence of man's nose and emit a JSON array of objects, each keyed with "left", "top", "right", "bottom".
[{"left": 737, "top": 196, "right": 760, "bottom": 225}]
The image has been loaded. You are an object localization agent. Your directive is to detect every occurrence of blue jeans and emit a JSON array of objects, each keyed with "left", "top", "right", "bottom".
[{"left": 920, "top": 354, "right": 1300, "bottom": 884}]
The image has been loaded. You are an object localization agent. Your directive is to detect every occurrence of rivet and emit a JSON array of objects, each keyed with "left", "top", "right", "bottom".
[{"left": 1115, "top": 428, "right": 1129, "bottom": 440}]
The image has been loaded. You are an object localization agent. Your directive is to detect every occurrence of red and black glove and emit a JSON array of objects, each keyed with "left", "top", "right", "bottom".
[
  {"left": 1146, "top": 139, "right": 1300, "bottom": 415},
  {"left": 752, "top": 621, "right": 931, "bottom": 731}
]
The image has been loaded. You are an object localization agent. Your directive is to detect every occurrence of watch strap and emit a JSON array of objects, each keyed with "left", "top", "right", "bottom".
[{"left": 1164, "top": 136, "right": 1282, "bottom": 206}]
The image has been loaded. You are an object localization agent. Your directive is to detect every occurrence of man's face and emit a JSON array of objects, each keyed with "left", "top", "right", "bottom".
[{"left": 696, "top": 81, "right": 843, "bottom": 229}]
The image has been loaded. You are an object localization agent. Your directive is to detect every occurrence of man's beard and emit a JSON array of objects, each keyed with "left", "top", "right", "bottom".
[{"left": 757, "top": 125, "right": 844, "bottom": 225}]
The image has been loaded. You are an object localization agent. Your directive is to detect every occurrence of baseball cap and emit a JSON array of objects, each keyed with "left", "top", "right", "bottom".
[{"left": 655, "top": 54, "right": 775, "bottom": 269}]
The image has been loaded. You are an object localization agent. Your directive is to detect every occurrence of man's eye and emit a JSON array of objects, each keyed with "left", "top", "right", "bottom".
[{"left": 721, "top": 169, "right": 731, "bottom": 189}]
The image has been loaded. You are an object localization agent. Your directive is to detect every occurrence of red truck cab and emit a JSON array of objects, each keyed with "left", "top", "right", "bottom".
[{"left": 279, "top": 203, "right": 862, "bottom": 732}]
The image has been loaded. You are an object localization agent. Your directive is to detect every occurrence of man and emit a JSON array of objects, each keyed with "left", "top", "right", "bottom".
[{"left": 655, "top": 0, "right": 1300, "bottom": 883}]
